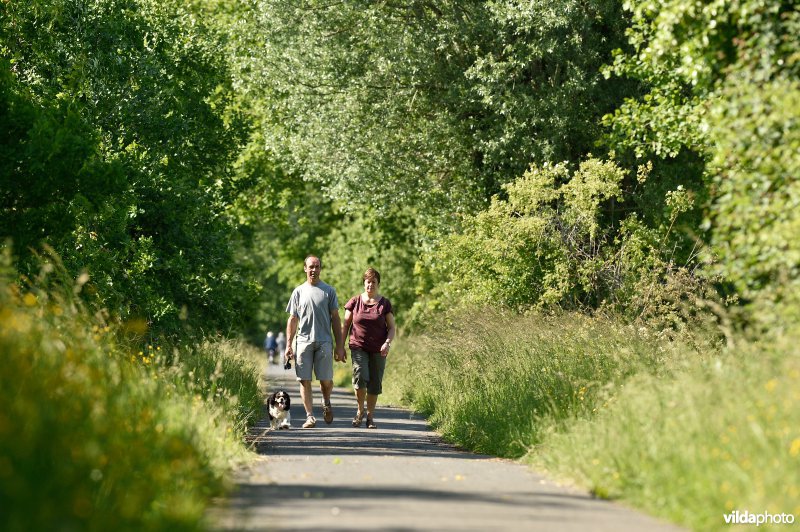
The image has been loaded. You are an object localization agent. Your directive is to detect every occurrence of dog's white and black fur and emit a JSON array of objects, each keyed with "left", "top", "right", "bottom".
[{"left": 267, "top": 390, "right": 292, "bottom": 430}]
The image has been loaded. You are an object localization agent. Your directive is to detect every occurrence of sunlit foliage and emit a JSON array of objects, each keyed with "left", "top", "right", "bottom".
[{"left": 1, "top": 0, "right": 255, "bottom": 337}]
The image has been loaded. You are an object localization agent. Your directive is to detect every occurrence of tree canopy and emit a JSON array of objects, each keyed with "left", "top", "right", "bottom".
[
  {"left": 242, "top": 0, "right": 631, "bottom": 215},
  {"left": 1, "top": 0, "right": 255, "bottom": 336},
  {"left": 2, "top": 0, "right": 798, "bottom": 337}
]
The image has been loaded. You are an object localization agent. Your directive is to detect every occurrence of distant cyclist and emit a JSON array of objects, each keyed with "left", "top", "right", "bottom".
[
  {"left": 276, "top": 331, "right": 287, "bottom": 366},
  {"left": 264, "top": 330, "right": 278, "bottom": 364}
]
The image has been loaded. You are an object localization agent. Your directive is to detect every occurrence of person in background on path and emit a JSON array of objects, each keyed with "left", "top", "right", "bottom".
[
  {"left": 342, "top": 267, "right": 396, "bottom": 429},
  {"left": 275, "top": 331, "right": 287, "bottom": 367},
  {"left": 264, "top": 330, "right": 278, "bottom": 364},
  {"left": 284, "top": 255, "right": 347, "bottom": 428}
]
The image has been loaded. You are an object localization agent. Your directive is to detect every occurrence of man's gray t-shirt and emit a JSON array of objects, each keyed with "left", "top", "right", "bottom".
[{"left": 286, "top": 281, "right": 339, "bottom": 343}]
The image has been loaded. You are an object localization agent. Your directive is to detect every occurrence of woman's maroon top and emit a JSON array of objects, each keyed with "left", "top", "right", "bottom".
[{"left": 345, "top": 295, "right": 393, "bottom": 353}]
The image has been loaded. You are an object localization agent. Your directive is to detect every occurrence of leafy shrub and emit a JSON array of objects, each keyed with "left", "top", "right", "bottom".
[
  {"left": 409, "top": 158, "right": 705, "bottom": 329},
  {"left": 604, "top": 0, "right": 800, "bottom": 333}
]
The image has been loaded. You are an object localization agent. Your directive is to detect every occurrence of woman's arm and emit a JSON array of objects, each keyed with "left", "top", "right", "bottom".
[
  {"left": 380, "top": 312, "right": 396, "bottom": 357},
  {"left": 342, "top": 309, "right": 353, "bottom": 345}
]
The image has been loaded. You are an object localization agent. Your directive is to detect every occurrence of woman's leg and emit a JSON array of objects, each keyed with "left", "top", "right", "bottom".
[
  {"left": 356, "top": 387, "right": 367, "bottom": 415},
  {"left": 366, "top": 392, "right": 378, "bottom": 418},
  {"left": 365, "top": 352, "right": 386, "bottom": 428},
  {"left": 351, "top": 349, "right": 369, "bottom": 426}
]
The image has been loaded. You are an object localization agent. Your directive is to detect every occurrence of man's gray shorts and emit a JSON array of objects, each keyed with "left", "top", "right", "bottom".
[
  {"left": 295, "top": 340, "right": 334, "bottom": 381},
  {"left": 351, "top": 348, "right": 386, "bottom": 395}
]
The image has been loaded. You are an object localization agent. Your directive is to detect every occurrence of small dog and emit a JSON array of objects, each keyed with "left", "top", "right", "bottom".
[{"left": 267, "top": 390, "right": 292, "bottom": 430}]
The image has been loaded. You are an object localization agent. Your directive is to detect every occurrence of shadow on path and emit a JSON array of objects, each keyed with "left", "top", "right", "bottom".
[{"left": 208, "top": 359, "right": 682, "bottom": 531}]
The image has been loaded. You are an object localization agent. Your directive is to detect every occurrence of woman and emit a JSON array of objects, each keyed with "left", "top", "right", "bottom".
[{"left": 342, "top": 267, "right": 396, "bottom": 429}]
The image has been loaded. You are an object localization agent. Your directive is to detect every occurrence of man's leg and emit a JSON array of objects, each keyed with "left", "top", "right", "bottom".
[
  {"left": 314, "top": 341, "right": 335, "bottom": 424},
  {"left": 300, "top": 379, "right": 314, "bottom": 416},
  {"left": 320, "top": 379, "right": 334, "bottom": 423},
  {"left": 295, "top": 341, "right": 317, "bottom": 427},
  {"left": 320, "top": 379, "right": 333, "bottom": 403},
  {"left": 299, "top": 380, "right": 317, "bottom": 427}
]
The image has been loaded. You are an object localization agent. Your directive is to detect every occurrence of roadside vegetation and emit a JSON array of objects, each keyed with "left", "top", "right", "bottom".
[
  {"left": 533, "top": 333, "right": 800, "bottom": 530},
  {"left": 0, "top": 253, "right": 264, "bottom": 531},
  {"left": 384, "top": 312, "right": 800, "bottom": 530},
  {"left": 1, "top": 2, "right": 266, "bottom": 528}
]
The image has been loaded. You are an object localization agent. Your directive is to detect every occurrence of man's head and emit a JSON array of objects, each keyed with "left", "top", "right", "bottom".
[{"left": 304, "top": 255, "right": 322, "bottom": 285}]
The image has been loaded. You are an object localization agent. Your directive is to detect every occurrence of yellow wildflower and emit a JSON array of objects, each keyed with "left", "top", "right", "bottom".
[{"left": 790, "top": 438, "right": 800, "bottom": 457}]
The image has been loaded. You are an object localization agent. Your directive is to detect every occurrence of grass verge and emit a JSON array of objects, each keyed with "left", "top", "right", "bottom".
[
  {"left": 531, "top": 336, "right": 800, "bottom": 530},
  {"left": 387, "top": 309, "right": 799, "bottom": 530},
  {"left": 386, "top": 309, "right": 680, "bottom": 456},
  {"left": 0, "top": 268, "right": 263, "bottom": 531}
]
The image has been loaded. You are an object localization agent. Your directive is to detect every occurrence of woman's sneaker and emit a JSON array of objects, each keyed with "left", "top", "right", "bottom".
[{"left": 302, "top": 415, "right": 316, "bottom": 428}]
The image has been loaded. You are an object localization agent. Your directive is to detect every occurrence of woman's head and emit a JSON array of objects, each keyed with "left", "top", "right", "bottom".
[
  {"left": 363, "top": 268, "right": 380, "bottom": 294},
  {"left": 363, "top": 267, "right": 381, "bottom": 284}
]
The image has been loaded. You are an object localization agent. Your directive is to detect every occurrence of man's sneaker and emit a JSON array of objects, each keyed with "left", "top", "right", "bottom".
[
  {"left": 322, "top": 402, "right": 334, "bottom": 424},
  {"left": 302, "top": 415, "right": 316, "bottom": 428}
]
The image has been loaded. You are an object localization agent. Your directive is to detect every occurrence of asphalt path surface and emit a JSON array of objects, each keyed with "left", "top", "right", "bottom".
[{"left": 207, "top": 361, "right": 681, "bottom": 531}]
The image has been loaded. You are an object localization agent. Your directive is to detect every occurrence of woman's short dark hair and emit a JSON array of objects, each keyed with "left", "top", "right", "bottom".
[{"left": 363, "top": 267, "right": 380, "bottom": 284}]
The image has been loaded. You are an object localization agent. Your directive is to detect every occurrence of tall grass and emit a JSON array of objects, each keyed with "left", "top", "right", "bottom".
[
  {"left": 0, "top": 262, "right": 263, "bottom": 531},
  {"left": 532, "top": 337, "right": 800, "bottom": 530},
  {"left": 386, "top": 309, "right": 681, "bottom": 456},
  {"left": 388, "top": 309, "right": 799, "bottom": 530},
  {"left": 162, "top": 339, "right": 265, "bottom": 433}
]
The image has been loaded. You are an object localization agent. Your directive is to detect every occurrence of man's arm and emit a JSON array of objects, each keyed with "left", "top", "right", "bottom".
[
  {"left": 285, "top": 315, "right": 298, "bottom": 360},
  {"left": 331, "top": 309, "right": 346, "bottom": 362}
]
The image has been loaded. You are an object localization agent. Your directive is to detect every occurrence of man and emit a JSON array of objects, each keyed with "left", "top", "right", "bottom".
[{"left": 284, "top": 255, "right": 346, "bottom": 428}]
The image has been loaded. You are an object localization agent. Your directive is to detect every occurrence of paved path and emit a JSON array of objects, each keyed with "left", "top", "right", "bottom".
[{"left": 207, "top": 362, "right": 681, "bottom": 531}]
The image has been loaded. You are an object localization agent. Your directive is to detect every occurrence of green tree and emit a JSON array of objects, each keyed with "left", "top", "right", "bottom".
[
  {"left": 604, "top": 0, "right": 800, "bottom": 330},
  {"left": 1, "top": 0, "right": 256, "bottom": 337},
  {"left": 242, "top": 0, "right": 632, "bottom": 219},
  {"left": 221, "top": 0, "right": 638, "bottom": 330}
]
